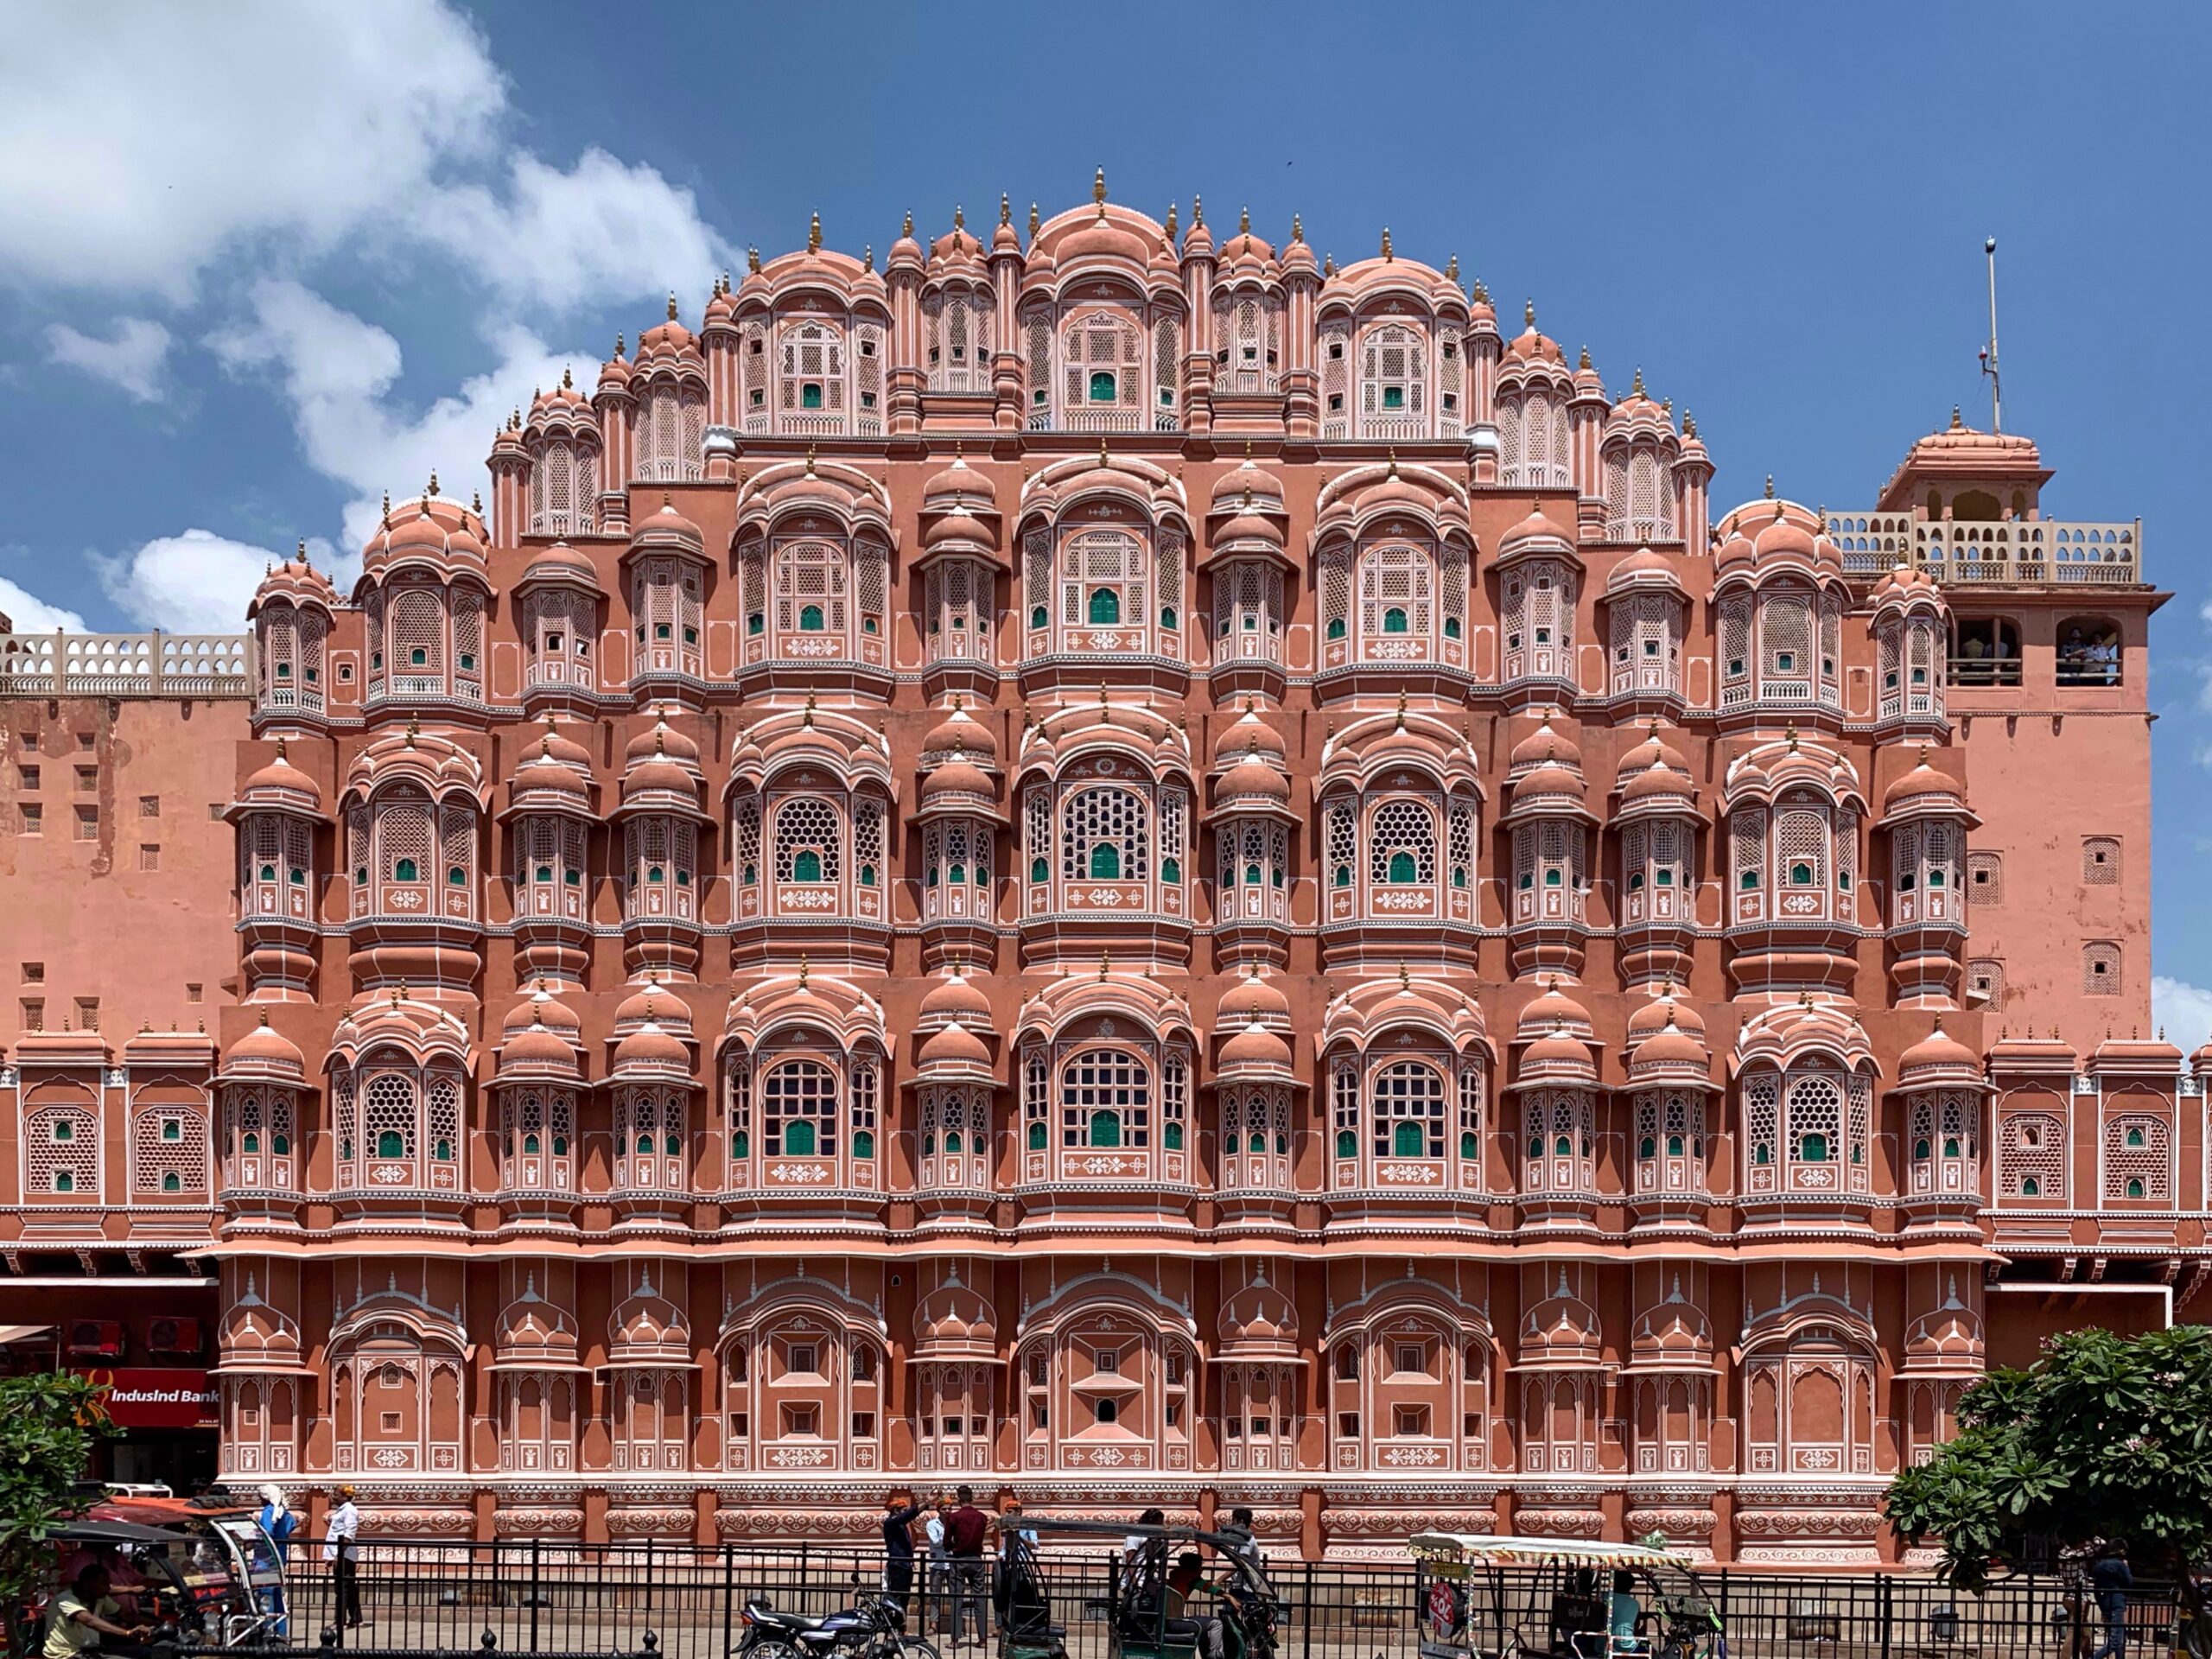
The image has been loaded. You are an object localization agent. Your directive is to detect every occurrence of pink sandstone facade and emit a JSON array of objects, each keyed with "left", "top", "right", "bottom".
[{"left": 0, "top": 183, "right": 2183, "bottom": 1562}]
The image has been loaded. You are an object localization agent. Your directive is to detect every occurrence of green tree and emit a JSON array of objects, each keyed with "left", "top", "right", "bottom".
[
  {"left": 0, "top": 1373, "right": 113, "bottom": 1656},
  {"left": 1888, "top": 1324, "right": 2212, "bottom": 1592}
]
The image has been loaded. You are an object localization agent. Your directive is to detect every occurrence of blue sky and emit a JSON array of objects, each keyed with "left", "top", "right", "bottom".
[{"left": 4, "top": 1, "right": 2209, "bottom": 1023}]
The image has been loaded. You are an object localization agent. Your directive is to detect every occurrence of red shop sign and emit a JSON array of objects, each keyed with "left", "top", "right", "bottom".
[{"left": 74, "top": 1368, "right": 219, "bottom": 1430}]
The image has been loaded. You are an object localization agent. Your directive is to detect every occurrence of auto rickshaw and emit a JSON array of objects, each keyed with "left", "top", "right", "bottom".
[
  {"left": 1021, "top": 1517, "right": 1281, "bottom": 1659},
  {"left": 1408, "top": 1534, "right": 1724, "bottom": 1659},
  {"left": 29, "top": 1499, "right": 289, "bottom": 1650}
]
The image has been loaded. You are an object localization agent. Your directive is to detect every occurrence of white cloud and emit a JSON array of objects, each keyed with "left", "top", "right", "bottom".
[
  {"left": 210, "top": 278, "right": 585, "bottom": 553},
  {"left": 2152, "top": 976, "right": 2212, "bottom": 1059},
  {"left": 0, "top": 1, "right": 730, "bottom": 311},
  {"left": 425, "top": 148, "right": 735, "bottom": 311},
  {"left": 0, "top": 0, "right": 499, "bottom": 301},
  {"left": 45, "top": 318, "right": 173, "bottom": 402},
  {"left": 95, "top": 529, "right": 320, "bottom": 635},
  {"left": 0, "top": 576, "right": 87, "bottom": 633}
]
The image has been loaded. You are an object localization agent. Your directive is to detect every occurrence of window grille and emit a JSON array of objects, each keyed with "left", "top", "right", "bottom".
[
  {"left": 774, "top": 798, "right": 843, "bottom": 884},
  {"left": 765, "top": 1059, "right": 839, "bottom": 1157},
  {"left": 1369, "top": 799, "right": 1437, "bottom": 886},
  {"left": 1058, "top": 1048, "right": 1150, "bottom": 1150},
  {"left": 2104, "top": 1116, "right": 2171, "bottom": 1201},
  {"left": 1060, "top": 787, "right": 1148, "bottom": 884},
  {"left": 1371, "top": 1061, "right": 1446, "bottom": 1159}
]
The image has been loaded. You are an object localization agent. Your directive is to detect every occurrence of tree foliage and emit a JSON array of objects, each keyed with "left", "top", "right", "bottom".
[
  {"left": 1888, "top": 1325, "right": 2212, "bottom": 1590},
  {"left": 0, "top": 1373, "right": 112, "bottom": 1644}
]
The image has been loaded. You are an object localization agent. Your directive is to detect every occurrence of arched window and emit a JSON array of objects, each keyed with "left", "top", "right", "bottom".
[
  {"left": 1059, "top": 1049, "right": 1149, "bottom": 1152},
  {"left": 764, "top": 1059, "right": 839, "bottom": 1159},
  {"left": 773, "top": 798, "right": 842, "bottom": 887},
  {"left": 1060, "top": 787, "right": 1149, "bottom": 887},
  {"left": 1369, "top": 801, "right": 1436, "bottom": 888},
  {"left": 1372, "top": 1061, "right": 1446, "bottom": 1160}
]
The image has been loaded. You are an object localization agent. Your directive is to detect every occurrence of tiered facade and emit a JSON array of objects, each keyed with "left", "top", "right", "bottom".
[{"left": 0, "top": 183, "right": 2183, "bottom": 1561}]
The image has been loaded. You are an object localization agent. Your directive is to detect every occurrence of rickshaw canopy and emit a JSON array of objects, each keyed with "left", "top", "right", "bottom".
[{"left": 1408, "top": 1534, "right": 1695, "bottom": 1570}]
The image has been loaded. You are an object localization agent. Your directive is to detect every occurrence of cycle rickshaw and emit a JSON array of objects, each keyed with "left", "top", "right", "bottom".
[{"left": 1408, "top": 1533, "right": 1723, "bottom": 1659}]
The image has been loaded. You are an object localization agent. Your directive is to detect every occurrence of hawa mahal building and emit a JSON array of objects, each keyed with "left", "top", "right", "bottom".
[{"left": 0, "top": 182, "right": 2183, "bottom": 1562}]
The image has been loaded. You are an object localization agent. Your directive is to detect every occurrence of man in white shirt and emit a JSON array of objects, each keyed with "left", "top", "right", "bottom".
[{"left": 322, "top": 1486, "right": 363, "bottom": 1630}]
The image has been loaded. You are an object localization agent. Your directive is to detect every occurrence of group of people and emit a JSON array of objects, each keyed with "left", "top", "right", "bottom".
[
  {"left": 878, "top": 1485, "right": 1017, "bottom": 1646},
  {"left": 2058, "top": 626, "right": 2123, "bottom": 685}
]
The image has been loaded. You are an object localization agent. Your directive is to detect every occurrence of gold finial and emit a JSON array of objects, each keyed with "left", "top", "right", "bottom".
[
  {"left": 1291, "top": 213, "right": 1304, "bottom": 244},
  {"left": 1394, "top": 690, "right": 1408, "bottom": 730},
  {"left": 902, "top": 209, "right": 914, "bottom": 238},
  {"left": 471, "top": 490, "right": 481, "bottom": 514},
  {"left": 274, "top": 734, "right": 288, "bottom": 762},
  {"left": 803, "top": 691, "right": 817, "bottom": 728},
  {"left": 1099, "top": 437, "right": 1109, "bottom": 468},
  {"left": 667, "top": 290, "right": 678, "bottom": 321},
  {"left": 1027, "top": 200, "right": 1039, "bottom": 238},
  {"left": 1323, "top": 251, "right": 1336, "bottom": 277},
  {"left": 404, "top": 714, "right": 418, "bottom": 747},
  {"left": 1684, "top": 412, "right": 1698, "bottom": 437},
  {"left": 804, "top": 444, "right": 817, "bottom": 475},
  {"left": 1192, "top": 194, "right": 1203, "bottom": 226},
  {"left": 1764, "top": 474, "right": 1775, "bottom": 499},
  {"left": 953, "top": 203, "right": 965, "bottom": 232},
  {"left": 426, "top": 469, "right": 439, "bottom": 497},
  {"left": 1098, "top": 950, "right": 1112, "bottom": 982},
  {"left": 747, "top": 245, "right": 761, "bottom": 273},
  {"left": 1579, "top": 344, "right": 1591, "bottom": 371},
  {"left": 381, "top": 490, "right": 391, "bottom": 525},
  {"left": 862, "top": 245, "right": 874, "bottom": 272},
  {"left": 259, "top": 1007, "right": 270, "bottom": 1027},
  {"left": 1784, "top": 720, "right": 1800, "bottom": 753},
  {"left": 295, "top": 537, "right": 307, "bottom": 565},
  {"left": 1239, "top": 204, "right": 1250, "bottom": 235},
  {"left": 1093, "top": 164, "right": 1108, "bottom": 206},
  {"left": 1380, "top": 226, "right": 1393, "bottom": 260},
  {"left": 1400, "top": 962, "right": 1412, "bottom": 991},
  {"left": 1950, "top": 404, "right": 1963, "bottom": 430},
  {"left": 1387, "top": 445, "right": 1399, "bottom": 478},
  {"left": 1000, "top": 193, "right": 1012, "bottom": 226},
  {"left": 1164, "top": 201, "right": 1179, "bottom": 240},
  {"left": 1631, "top": 365, "right": 1645, "bottom": 396},
  {"left": 1472, "top": 275, "right": 1489, "bottom": 303},
  {"left": 1524, "top": 297, "right": 1535, "bottom": 327},
  {"left": 808, "top": 210, "right": 822, "bottom": 252},
  {"left": 798, "top": 956, "right": 810, "bottom": 989},
  {"left": 1446, "top": 251, "right": 1459, "bottom": 282},
  {"left": 562, "top": 365, "right": 573, "bottom": 391}
]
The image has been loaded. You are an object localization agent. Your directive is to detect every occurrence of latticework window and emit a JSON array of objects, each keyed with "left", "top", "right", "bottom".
[
  {"left": 1370, "top": 1061, "right": 1446, "bottom": 1160},
  {"left": 2083, "top": 940, "right": 2122, "bottom": 996},
  {"left": 1358, "top": 544, "right": 1433, "bottom": 645},
  {"left": 1632, "top": 1090, "right": 1707, "bottom": 1194},
  {"left": 26, "top": 1107, "right": 99, "bottom": 1196},
  {"left": 2104, "top": 1116, "right": 2171, "bottom": 1202},
  {"left": 363, "top": 1073, "right": 416, "bottom": 1165},
  {"left": 1967, "top": 851, "right": 2003, "bottom": 906},
  {"left": 2083, "top": 836, "right": 2120, "bottom": 884},
  {"left": 1319, "top": 545, "right": 1351, "bottom": 646},
  {"left": 1786, "top": 1074, "right": 1842, "bottom": 1166},
  {"left": 1058, "top": 310, "right": 1142, "bottom": 419},
  {"left": 1358, "top": 323, "right": 1427, "bottom": 435},
  {"left": 1058, "top": 1048, "right": 1151, "bottom": 1151},
  {"left": 778, "top": 321, "right": 847, "bottom": 424},
  {"left": 131, "top": 1107, "right": 207, "bottom": 1194},
  {"left": 764, "top": 1059, "right": 839, "bottom": 1158},
  {"left": 1998, "top": 1112, "right": 2063, "bottom": 1201},
  {"left": 1369, "top": 799, "right": 1437, "bottom": 886},
  {"left": 1906, "top": 1090, "right": 1979, "bottom": 1197},
  {"left": 1152, "top": 315, "right": 1180, "bottom": 422},
  {"left": 1059, "top": 529, "right": 1147, "bottom": 637},
  {"left": 773, "top": 540, "right": 849, "bottom": 644},
  {"left": 773, "top": 798, "right": 843, "bottom": 885},
  {"left": 1967, "top": 957, "right": 2005, "bottom": 1009},
  {"left": 1325, "top": 801, "right": 1357, "bottom": 888},
  {"left": 1521, "top": 1090, "right": 1596, "bottom": 1194},
  {"left": 1743, "top": 1073, "right": 1780, "bottom": 1189},
  {"left": 1610, "top": 592, "right": 1681, "bottom": 695},
  {"left": 1059, "top": 786, "right": 1148, "bottom": 885}
]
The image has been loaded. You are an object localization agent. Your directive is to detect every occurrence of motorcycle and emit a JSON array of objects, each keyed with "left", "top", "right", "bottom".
[{"left": 738, "top": 1574, "right": 942, "bottom": 1659}]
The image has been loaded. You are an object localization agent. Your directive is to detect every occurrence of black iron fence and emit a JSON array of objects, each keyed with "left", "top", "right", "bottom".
[{"left": 261, "top": 1539, "right": 2183, "bottom": 1659}]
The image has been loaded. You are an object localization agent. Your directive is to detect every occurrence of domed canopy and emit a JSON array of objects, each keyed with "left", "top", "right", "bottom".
[
  {"left": 920, "top": 696, "right": 999, "bottom": 769},
  {"left": 1713, "top": 495, "right": 1844, "bottom": 583},
  {"left": 1217, "top": 1018, "right": 1295, "bottom": 1084},
  {"left": 607, "top": 1273, "right": 691, "bottom": 1366},
  {"left": 913, "top": 1275, "right": 995, "bottom": 1360},
  {"left": 495, "top": 1278, "right": 581, "bottom": 1369},
  {"left": 249, "top": 547, "right": 340, "bottom": 617},
  {"left": 238, "top": 740, "right": 326, "bottom": 817},
  {"left": 1216, "top": 963, "right": 1291, "bottom": 1032},
  {"left": 1217, "top": 1275, "right": 1299, "bottom": 1359},
  {"left": 1896, "top": 1018, "right": 1983, "bottom": 1090},
  {"left": 218, "top": 1011, "right": 308, "bottom": 1085},
  {"left": 626, "top": 495, "right": 707, "bottom": 559},
  {"left": 918, "top": 966, "right": 995, "bottom": 1032},
  {"left": 1880, "top": 748, "right": 1975, "bottom": 824},
  {"left": 1516, "top": 979, "right": 1594, "bottom": 1046},
  {"left": 916, "top": 1020, "right": 994, "bottom": 1082},
  {"left": 922, "top": 450, "right": 1000, "bottom": 514},
  {"left": 609, "top": 1020, "right": 693, "bottom": 1082},
  {"left": 518, "top": 540, "right": 605, "bottom": 594},
  {"left": 1497, "top": 505, "right": 1576, "bottom": 566}
]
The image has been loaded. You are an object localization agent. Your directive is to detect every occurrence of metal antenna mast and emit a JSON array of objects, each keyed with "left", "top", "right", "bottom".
[{"left": 1979, "top": 236, "right": 2002, "bottom": 433}]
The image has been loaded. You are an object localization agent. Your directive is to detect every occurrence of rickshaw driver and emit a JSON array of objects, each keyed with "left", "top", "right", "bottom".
[
  {"left": 44, "top": 1567, "right": 155, "bottom": 1659},
  {"left": 1164, "top": 1553, "right": 1227, "bottom": 1659}
]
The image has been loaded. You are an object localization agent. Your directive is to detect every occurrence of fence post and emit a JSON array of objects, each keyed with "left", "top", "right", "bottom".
[
  {"left": 529, "top": 1537, "right": 542, "bottom": 1651},
  {"left": 1300, "top": 1562, "right": 1313, "bottom": 1659},
  {"left": 721, "top": 1542, "right": 734, "bottom": 1659},
  {"left": 1878, "top": 1570, "right": 1893, "bottom": 1659}
]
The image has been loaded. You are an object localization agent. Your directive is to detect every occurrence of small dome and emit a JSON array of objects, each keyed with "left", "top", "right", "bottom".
[
  {"left": 630, "top": 496, "right": 705, "bottom": 554},
  {"left": 1217, "top": 1019, "right": 1294, "bottom": 1080},
  {"left": 1606, "top": 545, "right": 1684, "bottom": 594},
  {"left": 920, "top": 698, "right": 998, "bottom": 766},
  {"left": 1620, "top": 754, "right": 1697, "bottom": 810},
  {"left": 504, "top": 982, "right": 582, "bottom": 1043},
  {"left": 613, "top": 978, "right": 690, "bottom": 1036},
  {"left": 221, "top": 1013, "right": 307, "bottom": 1083},
  {"left": 1211, "top": 454, "right": 1287, "bottom": 513},
  {"left": 1517, "top": 1027, "right": 1598, "bottom": 1084},
  {"left": 1626, "top": 988, "right": 1706, "bottom": 1046},
  {"left": 1217, "top": 966, "right": 1290, "bottom": 1029},
  {"left": 242, "top": 742, "right": 324, "bottom": 809},
  {"left": 626, "top": 717, "right": 702, "bottom": 767},
  {"left": 1497, "top": 505, "right": 1573, "bottom": 561},
  {"left": 499, "top": 1020, "right": 582, "bottom": 1078},
  {"left": 919, "top": 759, "right": 997, "bottom": 807},
  {"left": 923, "top": 450, "right": 999, "bottom": 512},
  {"left": 1509, "top": 709, "right": 1583, "bottom": 773},
  {"left": 1898, "top": 1019, "right": 1981, "bottom": 1081},
  {"left": 1615, "top": 721, "right": 1691, "bottom": 784},
  {"left": 1213, "top": 702, "right": 1288, "bottom": 769},
  {"left": 519, "top": 540, "right": 604, "bottom": 591},
  {"left": 1218, "top": 756, "right": 1292, "bottom": 804},
  {"left": 611, "top": 1020, "right": 691, "bottom": 1076},
  {"left": 918, "top": 967, "right": 994, "bottom": 1029},
  {"left": 918, "top": 1020, "right": 994, "bottom": 1076},
  {"left": 1517, "top": 980, "right": 1595, "bottom": 1044},
  {"left": 1883, "top": 751, "right": 1966, "bottom": 814}
]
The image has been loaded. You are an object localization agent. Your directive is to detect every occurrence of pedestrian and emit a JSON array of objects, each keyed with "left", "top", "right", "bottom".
[
  {"left": 43, "top": 1566, "right": 153, "bottom": 1659},
  {"left": 1124, "top": 1509, "right": 1166, "bottom": 1566},
  {"left": 881, "top": 1491, "right": 926, "bottom": 1621},
  {"left": 945, "top": 1484, "right": 991, "bottom": 1648},
  {"left": 2089, "top": 1551, "right": 2133, "bottom": 1659},
  {"left": 1217, "top": 1508, "right": 1261, "bottom": 1571},
  {"left": 323, "top": 1485, "right": 364, "bottom": 1631},
  {"left": 993, "top": 1500, "right": 1038, "bottom": 1635},
  {"left": 257, "top": 1485, "right": 296, "bottom": 1636},
  {"left": 925, "top": 1497, "right": 953, "bottom": 1637}
]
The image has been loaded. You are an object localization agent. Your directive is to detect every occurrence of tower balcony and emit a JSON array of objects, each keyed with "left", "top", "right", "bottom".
[{"left": 1825, "top": 511, "right": 2142, "bottom": 588}]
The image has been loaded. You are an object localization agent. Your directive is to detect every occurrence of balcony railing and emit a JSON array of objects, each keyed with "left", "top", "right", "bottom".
[
  {"left": 0, "top": 630, "right": 252, "bottom": 698},
  {"left": 1826, "top": 512, "right": 2142, "bottom": 585}
]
